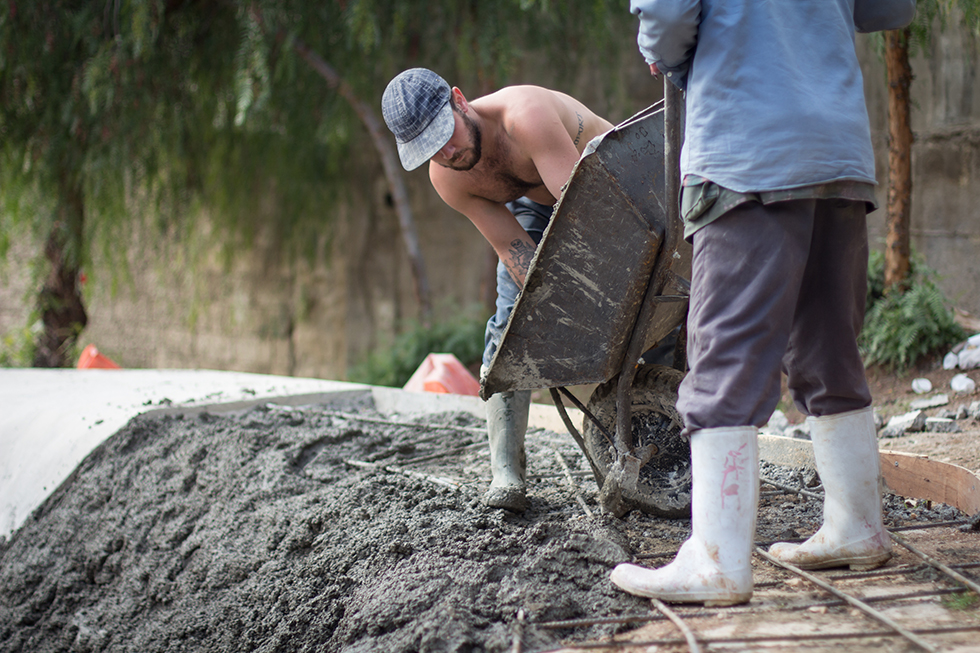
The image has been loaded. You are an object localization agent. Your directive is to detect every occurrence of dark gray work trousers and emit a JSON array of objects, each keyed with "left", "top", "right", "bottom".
[{"left": 676, "top": 198, "right": 873, "bottom": 434}]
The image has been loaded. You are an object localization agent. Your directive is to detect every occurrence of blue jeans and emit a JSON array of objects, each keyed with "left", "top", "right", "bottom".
[{"left": 483, "top": 198, "right": 553, "bottom": 368}]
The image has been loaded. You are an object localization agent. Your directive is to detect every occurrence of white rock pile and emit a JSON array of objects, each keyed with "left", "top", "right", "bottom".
[
  {"left": 943, "top": 333, "right": 980, "bottom": 370},
  {"left": 911, "top": 377, "right": 933, "bottom": 394},
  {"left": 951, "top": 373, "right": 976, "bottom": 394},
  {"left": 764, "top": 396, "right": 979, "bottom": 441},
  {"left": 881, "top": 399, "right": 980, "bottom": 438},
  {"left": 762, "top": 409, "right": 812, "bottom": 440}
]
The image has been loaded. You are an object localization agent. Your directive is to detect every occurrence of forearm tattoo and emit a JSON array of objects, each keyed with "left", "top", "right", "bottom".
[
  {"left": 507, "top": 238, "right": 536, "bottom": 282},
  {"left": 573, "top": 111, "right": 585, "bottom": 146}
]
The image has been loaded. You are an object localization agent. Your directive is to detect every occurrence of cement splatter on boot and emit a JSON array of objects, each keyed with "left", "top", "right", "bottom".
[{"left": 484, "top": 390, "right": 531, "bottom": 513}]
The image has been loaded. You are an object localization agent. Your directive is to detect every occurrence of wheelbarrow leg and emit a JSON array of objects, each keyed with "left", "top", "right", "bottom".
[
  {"left": 673, "top": 313, "right": 688, "bottom": 373},
  {"left": 599, "top": 78, "right": 685, "bottom": 517}
]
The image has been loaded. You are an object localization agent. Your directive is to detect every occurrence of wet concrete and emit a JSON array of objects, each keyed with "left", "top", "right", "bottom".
[
  {"left": 1, "top": 384, "right": 967, "bottom": 652},
  {"left": 0, "top": 393, "right": 650, "bottom": 652}
]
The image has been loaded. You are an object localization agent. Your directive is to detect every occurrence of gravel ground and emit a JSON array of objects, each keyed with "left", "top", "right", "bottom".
[{"left": 0, "top": 392, "right": 968, "bottom": 653}]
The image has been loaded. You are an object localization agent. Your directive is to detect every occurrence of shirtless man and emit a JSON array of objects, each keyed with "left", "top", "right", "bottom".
[{"left": 382, "top": 68, "right": 613, "bottom": 512}]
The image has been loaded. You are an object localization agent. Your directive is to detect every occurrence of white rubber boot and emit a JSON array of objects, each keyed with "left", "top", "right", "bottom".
[
  {"left": 610, "top": 426, "right": 759, "bottom": 606},
  {"left": 484, "top": 390, "right": 531, "bottom": 512},
  {"left": 769, "top": 406, "right": 891, "bottom": 570}
]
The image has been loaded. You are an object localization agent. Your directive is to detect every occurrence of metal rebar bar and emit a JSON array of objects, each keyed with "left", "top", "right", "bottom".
[
  {"left": 652, "top": 598, "right": 701, "bottom": 653},
  {"left": 759, "top": 475, "right": 824, "bottom": 501},
  {"left": 343, "top": 459, "right": 460, "bottom": 489},
  {"left": 527, "top": 471, "right": 593, "bottom": 480},
  {"left": 827, "top": 561, "right": 980, "bottom": 581},
  {"left": 552, "top": 448, "right": 594, "bottom": 518},
  {"left": 528, "top": 625, "right": 980, "bottom": 652},
  {"left": 537, "top": 584, "right": 970, "bottom": 630},
  {"left": 890, "top": 530, "right": 980, "bottom": 596},
  {"left": 756, "top": 547, "right": 939, "bottom": 652},
  {"left": 785, "top": 586, "right": 968, "bottom": 610},
  {"left": 828, "top": 563, "right": 929, "bottom": 581},
  {"left": 890, "top": 520, "right": 967, "bottom": 532},
  {"left": 537, "top": 613, "right": 665, "bottom": 630},
  {"left": 394, "top": 442, "right": 485, "bottom": 466},
  {"left": 318, "top": 409, "right": 487, "bottom": 436},
  {"left": 758, "top": 521, "right": 971, "bottom": 550},
  {"left": 634, "top": 550, "right": 680, "bottom": 560}
]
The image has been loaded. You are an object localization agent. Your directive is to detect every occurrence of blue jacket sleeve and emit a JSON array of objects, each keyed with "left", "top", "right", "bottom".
[
  {"left": 630, "top": 0, "right": 700, "bottom": 90},
  {"left": 854, "top": 0, "right": 917, "bottom": 32}
]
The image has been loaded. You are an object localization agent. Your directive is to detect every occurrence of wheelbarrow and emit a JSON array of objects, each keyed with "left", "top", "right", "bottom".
[{"left": 480, "top": 90, "right": 692, "bottom": 518}]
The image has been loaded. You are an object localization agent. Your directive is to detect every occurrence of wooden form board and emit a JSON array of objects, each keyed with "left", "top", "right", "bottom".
[{"left": 880, "top": 451, "right": 980, "bottom": 515}]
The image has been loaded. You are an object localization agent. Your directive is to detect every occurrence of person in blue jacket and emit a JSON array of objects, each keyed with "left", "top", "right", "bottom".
[{"left": 611, "top": 0, "right": 917, "bottom": 605}]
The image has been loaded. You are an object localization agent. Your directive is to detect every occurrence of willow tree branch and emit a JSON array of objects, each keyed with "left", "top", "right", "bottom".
[{"left": 250, "top": 5, "right": 433, "bottom": 321}]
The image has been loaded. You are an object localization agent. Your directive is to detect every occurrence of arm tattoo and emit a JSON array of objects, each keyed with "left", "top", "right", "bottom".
[
  {"left": 507, "top": 238, "right": 536, "bottom": 282},
  {"left": 573, "top": 111, "right": 585, "bottom": 146}
]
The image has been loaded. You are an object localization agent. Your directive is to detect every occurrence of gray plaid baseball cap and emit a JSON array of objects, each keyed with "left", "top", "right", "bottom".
[{"left": 382, "top": 68, "right": 455, "bottom": 171}]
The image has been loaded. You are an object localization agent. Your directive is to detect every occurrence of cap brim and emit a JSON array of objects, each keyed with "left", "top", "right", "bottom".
[{"left": 396, "top": 101, "right": 455, "bottom": 171}]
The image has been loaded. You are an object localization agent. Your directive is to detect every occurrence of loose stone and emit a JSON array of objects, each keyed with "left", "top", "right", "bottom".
[
  {"left": 882, "top": 410, "right": 927, "bottom": 438},
  {"left": 925, "top": 417, "right": 961, "bottom": 433}
]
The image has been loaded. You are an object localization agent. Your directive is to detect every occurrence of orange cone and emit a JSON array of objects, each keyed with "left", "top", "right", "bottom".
[
  {"left": 403, "top": 353, "right": 480, "bottom": 396},
  {"left": 77, "top": 344, "right": 121, "bottom": 370}
]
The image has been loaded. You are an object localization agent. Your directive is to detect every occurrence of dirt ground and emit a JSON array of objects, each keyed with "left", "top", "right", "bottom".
[
  {"left": 0, "top": 362, "right": 978, "bottom": 653},
  {"left": 862, "top": 362, "right": 980, "bottom": 474}
]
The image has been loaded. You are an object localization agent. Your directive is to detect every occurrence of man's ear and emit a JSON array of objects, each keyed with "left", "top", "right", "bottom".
[{"left": 451, "top": 87, "right": 468, "bottom": 113}]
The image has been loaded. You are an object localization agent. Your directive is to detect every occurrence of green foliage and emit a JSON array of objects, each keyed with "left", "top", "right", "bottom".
[
  {"left": 0, "top": 0, "right": 637, "bottom": 365},
  {"left": 866, "top": 0, "right": 980, "bottom": 59},
  {"left": 0, "top": 0, "right": 634, "bottom": 273},
  {"left": 908, "top": 0, "right": 980, "bottom": 54},
  {"left": 941, "top": 589, "right": 979, "bottom": 611},
  {"left": 860, "top": 251, "right": 966, "bottom": 371},
  {"left": 348, "top": 306, "right": 486, "bottom": 388},
  {"left": 0, "top": 320, "right": 39, "bottom": 368}
]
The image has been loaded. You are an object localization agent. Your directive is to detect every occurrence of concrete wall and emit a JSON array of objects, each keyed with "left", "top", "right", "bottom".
[
  {"left": 2, "top": 23, "right": 978, "bottom": 378},
  {"left": 860, "top": 26, "right": 980, "bottom": 317},
  {"left": 73, "top": 157, "right": 493, "bottom": 379},
  {"left": 0, "top": 226, "right": 39, "bottom": 359}
]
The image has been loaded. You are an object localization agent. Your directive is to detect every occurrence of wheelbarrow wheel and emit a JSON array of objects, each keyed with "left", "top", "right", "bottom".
[{"left": 583, "top": 364, "right": 692, "bottom": 518}]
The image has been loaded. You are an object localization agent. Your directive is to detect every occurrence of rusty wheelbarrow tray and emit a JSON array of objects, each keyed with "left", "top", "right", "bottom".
[{"left": 480, "top": 97, "right": 693, "bottom": 517}]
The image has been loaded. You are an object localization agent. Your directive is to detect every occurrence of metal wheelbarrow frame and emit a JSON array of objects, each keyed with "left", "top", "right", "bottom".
[{"left": 480, "top": 87, "right": 690, "bottom": 517}]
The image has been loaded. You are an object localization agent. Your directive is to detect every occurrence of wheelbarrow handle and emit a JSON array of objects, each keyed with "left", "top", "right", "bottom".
[{"left": 612, "top": 79, "right": 685, "bottom": 458}]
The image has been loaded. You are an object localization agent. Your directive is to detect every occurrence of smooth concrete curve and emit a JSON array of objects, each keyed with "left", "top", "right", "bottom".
[{"left": 0, "top": 369, "right": 369, "bottom": 538}]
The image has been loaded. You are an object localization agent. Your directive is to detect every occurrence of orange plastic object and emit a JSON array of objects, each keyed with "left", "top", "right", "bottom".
[
  {"left": 403, "top": 353, "right": 480, "bottom": 396},
  {"left": 77, "top": 344, "right": 122, "bottom": 370}
]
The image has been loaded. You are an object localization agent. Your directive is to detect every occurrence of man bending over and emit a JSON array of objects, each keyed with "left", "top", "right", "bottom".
[{"left": 382, "top": 68, "right": 613, "bottom": 512}]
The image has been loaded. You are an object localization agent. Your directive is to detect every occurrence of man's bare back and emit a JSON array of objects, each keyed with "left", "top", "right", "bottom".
[
  {"left": 432, "top": 86, "right": 611, "bottom": 204},
  {"left": 428, "top": 85, "right": 613, "bottom": 286}
]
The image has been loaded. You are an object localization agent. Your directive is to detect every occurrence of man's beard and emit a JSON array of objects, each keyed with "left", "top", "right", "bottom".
[{"left": 446, "top": 112, "right": 482, "bottom": 171}]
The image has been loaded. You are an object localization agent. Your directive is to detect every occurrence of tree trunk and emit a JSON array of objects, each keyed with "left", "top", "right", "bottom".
[
  {"left": 33, "top": 179, "right": 88, "bottom": 367},
  {"left": 884, "top": 28, "right": 914, "bottom": 292}
]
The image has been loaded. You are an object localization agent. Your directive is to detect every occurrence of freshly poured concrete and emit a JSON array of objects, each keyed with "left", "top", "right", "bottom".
[
  {"left": 0, "top": 369, "right": 578, "bottom": 539},
  {"left": 0, "top": 369, "right": 372, "bottom": 538}
]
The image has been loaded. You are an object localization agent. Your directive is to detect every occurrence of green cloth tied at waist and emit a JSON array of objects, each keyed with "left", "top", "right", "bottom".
[{"left": 680, "top": 176, "right": 878, "bottom": 241}]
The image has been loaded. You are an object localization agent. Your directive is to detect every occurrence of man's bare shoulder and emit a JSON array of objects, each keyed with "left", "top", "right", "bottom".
[
  {"left": 428, "top": 162, "right": 464, "bottom": 205},
  {"left": 477, "top": 85, "right": 613, "bottom": 153},
  {"left": 473, "top": 85, "right": 568, "bottom": 118}
]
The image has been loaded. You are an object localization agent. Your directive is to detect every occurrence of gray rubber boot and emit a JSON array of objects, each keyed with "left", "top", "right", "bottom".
[{"left": 484, "top": 390, "right": 531, "bottom": 512}]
